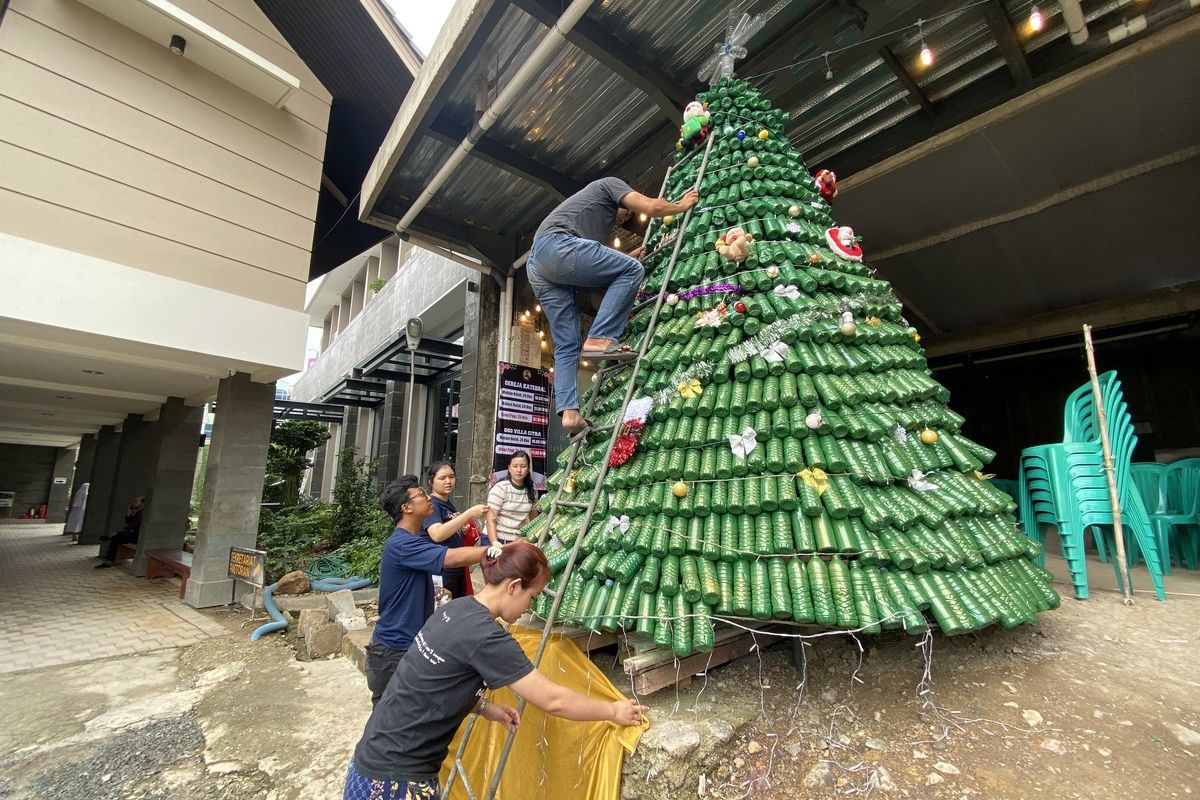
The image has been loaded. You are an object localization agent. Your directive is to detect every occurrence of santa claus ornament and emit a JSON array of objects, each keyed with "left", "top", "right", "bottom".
[
  {"left": 825, "top": 226, "right": 863, "bottom": 261},
  {"left": 679, "top": 101, "right": 710, "bottom": 149},
  {"left": 813, "top": 169, "right": 838, "bottom": 203}
]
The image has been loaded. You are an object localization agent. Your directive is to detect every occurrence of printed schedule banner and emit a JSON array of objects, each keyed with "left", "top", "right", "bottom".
[{"left": 493, "top": 363, "right": 550, "bottom": 489}]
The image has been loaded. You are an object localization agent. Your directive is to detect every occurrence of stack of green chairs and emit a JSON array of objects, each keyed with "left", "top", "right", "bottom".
[
  {"left": 1018, "top": 372, "right": 1166, "bottom": 601},
  {"left": 1150, "top": 459, "right": 1200, "bottom": 571},
  {"left": 1130, "top": 463, "right": 1167, "bottom": 569}
]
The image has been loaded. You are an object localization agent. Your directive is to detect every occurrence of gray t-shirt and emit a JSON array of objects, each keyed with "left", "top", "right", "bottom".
[
  {"left": 352, "top": 596, "right": 535, "bottom": 782},
  {"left": 534, "top": 177, "right": 635, "bottom": 244}
]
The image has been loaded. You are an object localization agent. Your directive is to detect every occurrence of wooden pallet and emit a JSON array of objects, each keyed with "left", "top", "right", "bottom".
[{"left": 620, "top": 623, "right": 795, "bottom": 696}]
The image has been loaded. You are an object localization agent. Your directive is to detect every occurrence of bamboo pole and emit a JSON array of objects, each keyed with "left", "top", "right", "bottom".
[{"left": 1082, "top": 324, "right": 1133, "bottom": 606}]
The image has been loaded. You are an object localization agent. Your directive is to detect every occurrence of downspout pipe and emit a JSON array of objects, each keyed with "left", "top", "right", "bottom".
[
  {"left": 395, "top": 0, "right": 598, "bottom": 235},
  {"left": 1060, "top": 0, "right": 1090, "bottom": 45}
]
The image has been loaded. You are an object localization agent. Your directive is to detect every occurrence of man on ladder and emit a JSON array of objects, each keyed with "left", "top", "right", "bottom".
[{"left": 528, "top": 178, "right": 698, "bottom": 436}]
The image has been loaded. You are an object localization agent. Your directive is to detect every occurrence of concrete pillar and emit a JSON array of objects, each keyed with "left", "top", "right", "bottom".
[
  {"left": 45, "top": 447, "right": 76, "bottom": 524},
  {"left": 185, "top": 372, "right": 273, "bottom": 608},
  {"left": 309, "top": 437, "right": 328, "bottom": 498},
  {"left": 133, "top": 398, "right": 202, "bottom": 576},
  {"left": 104, "top": 414, "right": 158, "bottom": 544},
  {"left": 454, "top": 277, "right": 500, "bottom": 508},
  {"left": 377, "top": 380, "right": 406, "bottom": 485},
  {"left": 70, "top": 433, "right": 97, "bottom": 508},
  {"left": 79, "top": 425, "right": 120, "bottom": 544}
]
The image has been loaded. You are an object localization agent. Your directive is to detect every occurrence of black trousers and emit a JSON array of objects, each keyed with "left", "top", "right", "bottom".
[
  {"left": 103, "top": 529, "right": 139, "bottom": 563},
  {"left": 364, "top": 642, "right": 407, "bottom": 706}
]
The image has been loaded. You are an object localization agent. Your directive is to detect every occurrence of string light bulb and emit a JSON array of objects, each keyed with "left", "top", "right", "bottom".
[
  {"left": 1029, "top": 5, "right": 1044, "bottom": 31},
  {"left": 613, "top": 236, "right": 621, "bottom": 248},
  {"left": 581, "top": 359, "right": 590, "bottom": 367},
  {"left": 535, "top": 303, "right": 542, "bottom": 313},
  {"left": 638, "top": 213, "right": 648, "bottom": 222}
]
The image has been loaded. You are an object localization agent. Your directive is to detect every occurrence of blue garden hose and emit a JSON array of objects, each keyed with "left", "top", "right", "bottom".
[{"left": 249, "top": 556, "right": 374, "bottom": 641}]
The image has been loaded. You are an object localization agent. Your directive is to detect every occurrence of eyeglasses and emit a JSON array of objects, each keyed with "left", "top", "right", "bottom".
[{"left": 404, "top": 488, "right": 428, "bottom": 504}]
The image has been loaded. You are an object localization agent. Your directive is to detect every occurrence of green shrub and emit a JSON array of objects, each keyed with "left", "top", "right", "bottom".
[
  {"left": 335, "top": 528, "right": 391, "bottom": 582},
  {"left": 331, "top": 447, "right": 391, "bottom": 548},
  {"left": 256, "top": 496, "right": 334, "bottom": 582}
]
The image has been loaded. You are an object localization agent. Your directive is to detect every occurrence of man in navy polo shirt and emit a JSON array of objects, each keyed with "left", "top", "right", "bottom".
[{"left": 366, "top": 475, "right": 490, "bottom": 704}]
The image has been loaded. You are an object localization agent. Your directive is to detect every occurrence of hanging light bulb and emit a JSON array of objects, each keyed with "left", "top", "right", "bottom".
[
  {"left": 916, "top": 18, "right": 933, "bottom": 67},
  {"left": 581, "top": 359, "right": 590, "bottom": 367},
  {"left": 541, "top": 340, "right": 548, "bottom": 350},
  {"left": 613, "top": 236, "right": 622, "bottom": 248},
  {"left": 1029, "top": 5, "right": 1044, "bottom": 31},
  {"left": 537, "top": 329, "right": 545, "bottom": 338},
  {"left": 535, "top": 303, "right": 542, "bottom": 313},
  {"left": 824, "top": 52, "right": 833, "bottom": 81},
  {"left": 638, "top": 213, "right": 648, "bottom": 222}
]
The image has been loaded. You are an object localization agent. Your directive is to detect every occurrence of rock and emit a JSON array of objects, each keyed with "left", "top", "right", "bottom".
[
  {"left": 874, "top": 711, "right": 882, "bottom": 722},
  {"left": 325, "top": 589, "right": 368, "bottom": 632},
  {"left": 1092, "top": 709, "right": 1106, "bottom": 719},
  {"left": 1040, "top": 739, "right": 1068, "bottom": 755},
  {"left": 803, "top": 762, "right": 835, "bottom": 788},
  {"left": 784, "top": 741, "right": 805, "bottom": 758},
  {"left": 746, "top": 740, "right": 763, "bottom": 754},
  {"left": 1002, "top": 681, "right": 1018, "bottom": 694},
  {"left": 1003, "top": 702, "right": 1019, "bottom": 709},
  {"left": 275, "top": 570, "right": 310, "bottom": 595},
  {"left": 1165, "top": 722, "right": 1200, "bottom": 747},
  {"left": 934, "top": 762, "right": 960, "bottom": 775},
  {"left": 913, "top": 749, "right": 929, "bottom": 759},
  {"left": 1022, "top": 710, "right": 1044, "bottom": 727},
  {"left": 835, "top": 777, "right": 849, "bottom": 788},
  {"left": 733, "top": 757, "right": 745, "bottom": 769},
  {"left": 641, "top": 719, "right": 700, "bottom": 757},
  {"left": 301, "top": 615, "right": 343, "bottom": 659},
  {"left": 927, "top": 773, "right": 944, "bottom": 786},
  {"left": 207, "top": 761, "right": 248, "bottom": 775},
  {"left": 298, "top": 608, "right": 327, "bottom": 639},
  {"left": 706, "top": 719, "right": 735, "bottom": 744},
  {"left": 1098, "top": 747, "right": 1112, "bottom": 758},
  {"left": 872, "top": 766, "right": 897, "bottom": 792},
  {"left": 865, "top": 737, "right": 888, "bottom": 751},
  {"left": 820, "top": 688, "right": 839, "bottom": 704}
]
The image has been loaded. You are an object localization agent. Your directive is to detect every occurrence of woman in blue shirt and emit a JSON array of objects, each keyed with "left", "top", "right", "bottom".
[{"left": 419, "top": 461, "right": 489, "bottom": 599}]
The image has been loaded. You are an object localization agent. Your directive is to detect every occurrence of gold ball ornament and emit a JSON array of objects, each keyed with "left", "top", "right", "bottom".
[
  {"left": 788, "top": 205, "right": 801, "bottom": 218},
  {"left": 746, "top": 155, "right": 759, "bottom": 167},
  {"left": 805, "top": 412, "right": 824, "bottom": 430},
  {"left": 919, "top": 428, "right": 939, "bottom": 445},
  {"left": 672, "top": 480, "right": 688, "bottom": 498},
  {"left": 666, "top": 293, "right": 679, "bottom": 306},
  {"left": 766, "top": 265, "right": 780, "bottom": 278},
  {"left": 909, "top": 327, "right": 922, "bottom": 343},
  {"left": 807, "top": 253, "right": 822, "bottom": 265},
  {"left": 663, "top": 215, "right": 674, "bottom": 226},
  {"left": 757, "top": 129, "right": 769, "bottom": 140}
]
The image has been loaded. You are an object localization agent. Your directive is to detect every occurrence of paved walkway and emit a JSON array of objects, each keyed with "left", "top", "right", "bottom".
[{"left": 0, "top": 523, "right": 226, "bottom": 675}]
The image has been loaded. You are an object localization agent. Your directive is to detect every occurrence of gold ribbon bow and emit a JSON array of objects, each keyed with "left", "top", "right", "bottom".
[
  {"left": 678, "top": 377, "right": 703, "bottom": 399},
  {"left": 798, "top": 468, "right": 829, "bottom": 496},
  {"left": 865, "top": 316, "right": 882, "bottom": 327},
  {"left": 973, "top": 470, "right": 996, "bottom": 481}
]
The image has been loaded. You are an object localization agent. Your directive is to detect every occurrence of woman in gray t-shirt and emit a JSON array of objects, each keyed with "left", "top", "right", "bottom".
[{"left": 344, "top": 541, "right": 647, "bottom": 799}]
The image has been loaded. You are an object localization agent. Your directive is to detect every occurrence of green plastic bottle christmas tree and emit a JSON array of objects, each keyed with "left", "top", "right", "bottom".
[{"left": 521, "top": 76, "right": 1060, "bottom": 658}]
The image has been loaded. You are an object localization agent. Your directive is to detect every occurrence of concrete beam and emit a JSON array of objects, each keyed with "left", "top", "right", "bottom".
[{"left": 923, "top": 282, "right": 1200, "bottom": 357}]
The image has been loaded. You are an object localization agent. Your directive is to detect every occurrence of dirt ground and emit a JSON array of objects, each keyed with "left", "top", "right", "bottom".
[
  {"left": 1, "top": 558, "right": 1197, "bottom": 800},
  {"left": 634, "top": 585, "right": 1200, "bottom": 800}
]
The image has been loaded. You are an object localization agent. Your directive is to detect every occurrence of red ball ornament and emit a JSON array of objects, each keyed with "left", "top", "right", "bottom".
[{"left": 734, "top": 301, "right": 748, "bottom": 314}]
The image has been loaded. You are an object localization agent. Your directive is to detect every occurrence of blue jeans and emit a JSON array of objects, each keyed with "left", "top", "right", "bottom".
[{"left": 527, "top": 232, "right": 644, "bottom": 413}]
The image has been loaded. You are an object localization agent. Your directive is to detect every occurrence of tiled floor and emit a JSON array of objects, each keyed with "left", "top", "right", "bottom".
[{"left": 0, "top": 523, "right": 226, "bottom": 674}]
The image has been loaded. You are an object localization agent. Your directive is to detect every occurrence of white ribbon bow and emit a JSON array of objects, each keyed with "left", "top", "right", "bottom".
[
  {"left": 786, "top": 221, "right": 803, "bottom": 234},
  {"left": 908, "top": 469, "right": 939, "bottom": 493},
  {"left": 893, "top": 425, "right": 909, "bottom": 444},
  {"left": 759, "top": 340, "right": 789, "bottom": 364},
  {"left": 608, "top": 515, "right": 631, "bottom": 535},
  {"left": 773, "top": 284, "right": 801, "bottom": 300},
  {"left": 728, "top": 426, "right": 758, "bottom": 459}
]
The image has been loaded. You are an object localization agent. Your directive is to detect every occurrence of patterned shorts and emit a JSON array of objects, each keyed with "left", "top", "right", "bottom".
[{"left": 342, "top": 761, "right": 438, "bottom": 800}]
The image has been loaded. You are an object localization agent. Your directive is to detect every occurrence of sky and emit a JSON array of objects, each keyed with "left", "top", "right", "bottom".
[{"left": 382, "top": 0, "right": 455, "bottom": 55}]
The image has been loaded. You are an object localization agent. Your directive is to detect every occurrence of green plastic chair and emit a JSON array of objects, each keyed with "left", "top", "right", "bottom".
[{"left": 1155, "top": 460, "right": 1200, "bottom": 570}]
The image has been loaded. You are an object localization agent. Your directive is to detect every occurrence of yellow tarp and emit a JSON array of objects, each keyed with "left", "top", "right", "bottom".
[{"left": 438, "top": 626, "right": 648, "bottom": 800}]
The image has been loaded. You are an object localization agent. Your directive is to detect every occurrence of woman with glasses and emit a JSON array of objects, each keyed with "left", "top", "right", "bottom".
[
  {"left": 419, "top": 461, "right": 490, "bottom": 600},
  {"left": 486, "top": 451, "right": 538, "bottom": 545},
  {"left": 365, "top": 475, "right": 490, "bottom": 705}
]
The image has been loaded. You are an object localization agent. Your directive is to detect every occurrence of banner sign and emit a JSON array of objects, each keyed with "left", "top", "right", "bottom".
[
  {"left": 228, "top": 546, "right": 266, "bottom": 587},
  {"left": 493, "top": 363, "right": 550, "bottom": 489}
]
